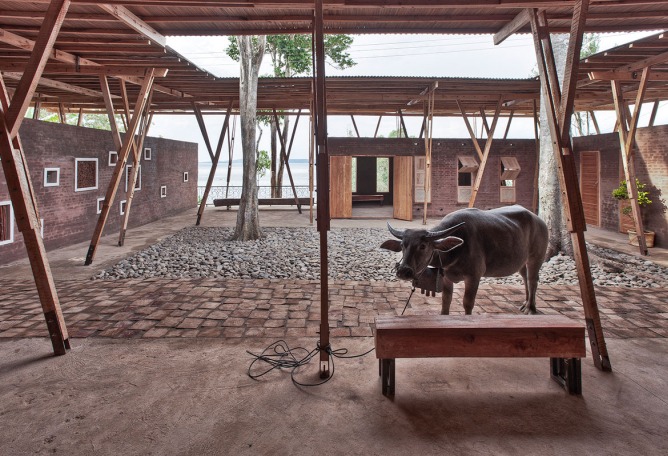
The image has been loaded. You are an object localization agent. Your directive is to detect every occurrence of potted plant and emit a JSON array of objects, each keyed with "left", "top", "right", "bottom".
[{"left": 611, "top": 178, "right": 654, "bottom": 247}]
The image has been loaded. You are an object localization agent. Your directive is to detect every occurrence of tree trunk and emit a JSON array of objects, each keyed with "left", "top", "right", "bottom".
[
  {"left": 538, "top": 34, "right": 573, "bottom": 258},
  {"left": 233, "top": 35, "right": 265, "bottom": 241}
]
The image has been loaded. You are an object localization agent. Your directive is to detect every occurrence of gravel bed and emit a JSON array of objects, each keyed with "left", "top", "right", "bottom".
[{"left": 93, "top": 226, "right": 668, "bottom": 288}]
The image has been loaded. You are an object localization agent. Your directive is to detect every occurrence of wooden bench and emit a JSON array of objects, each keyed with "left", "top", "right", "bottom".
[
  {"left": 352, "top": 194, "right": 384, "bottom": 206},
  {"left": 213, "top": 197, "right": 310, "bottom": 208},
  {"left": 375, "top": 314, "right": 585, "bottom": 397}
]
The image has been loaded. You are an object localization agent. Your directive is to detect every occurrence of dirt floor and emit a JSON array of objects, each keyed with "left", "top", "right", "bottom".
[
  {"left": 1, "top": 336, "right": 666, "bottom": 456},
  {"left": 1, "top": 207, "right": 667, "bottom": 455}
]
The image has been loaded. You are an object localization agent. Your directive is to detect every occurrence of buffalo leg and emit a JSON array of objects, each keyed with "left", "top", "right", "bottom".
[
  {"left": 462, "top": 277, "right": 480, "bottom": 315},
  {"left": 441, "top": 278, "right": 454, "bottom": 315},
  {"left": 518, "top": 265, "right": 531, "bottom": 314},
  {"left": 521, "top": 260, "right": 541, "bottom": 315}
]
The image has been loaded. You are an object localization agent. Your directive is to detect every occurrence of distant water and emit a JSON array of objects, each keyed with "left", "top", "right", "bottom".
[{"left": 198, "top": 159, "right": 313, "bottom": 188}]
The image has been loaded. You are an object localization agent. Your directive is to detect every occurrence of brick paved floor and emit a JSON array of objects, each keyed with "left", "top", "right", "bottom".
[{"left": 1, "top": 278, "right": 666, "bottom": 340}]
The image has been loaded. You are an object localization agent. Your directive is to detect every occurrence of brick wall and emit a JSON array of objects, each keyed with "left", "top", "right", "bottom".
[
  {"left": 0, "top": 119, "right": 198, "bottom": 265},
  {"left": 328, "top": 137, "right": 537, "bottom": 219},
  {"left": 573, "top": 126, "right": 668, "bottom": 248}
]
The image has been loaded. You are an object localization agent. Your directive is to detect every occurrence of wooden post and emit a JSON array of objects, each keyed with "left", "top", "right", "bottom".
[
  {"left": 374, "top": 115, "right": 383, "bottom": 138},
  {"left": 309, "top": 99, "right": 315, "bottom": 225},
  {"left": 77, "top": 107, "right": 83, "bottom": 126},
  {"left": 118, "top": 91, "right": 154, "bottom": 247},
  {"left": 528, "top": 1, "right": 611, "bottom": 372},
  {"left": 314, "top": 0, "right": 331, "bottom": 378},
  {"left": 273, "top": 109, "right": 303, "bottom": 213},
  {"left": 588, "top": 110, "right": 601, "bottom": 135},
  {"left": 503, "top": 110, "right": 514, "bottom": 139},
  {"left": 0, "top": 0, "right": 72, "bottom": 356},
  {"left": 85, "top": 70, "right": 156, "bottom": 265},
  {"left": 422, "top": 85, "right": 436, "bottom": 225},
  {"left": 648, "top": 100, "right": 659, "bottom": 127},
  {"left": 192, "top": 102, "right": 216, "bottom": 162},
  {"left": 225, "top": 115, "right": 237, "bottom": 198},
  {"left": 611, "top": 72, "right": 650, "bottom": 256},
  {"left": 350, "top": 114, "right": 360, "bottom": 137},
  {"left": 457, "top": 100, "right": 485, "bottom": 161},
  {"left": 399, "top": 110, "right": 409, "bottom": 138},
  {"left": 196, "top": 103, "right": 232, "bottom": 225},
  {"left": 532, "top": 99, "right": 540, "bottom": 213},
  {"left": 469, "top": 99, "right": 502, "bottom": 208}
]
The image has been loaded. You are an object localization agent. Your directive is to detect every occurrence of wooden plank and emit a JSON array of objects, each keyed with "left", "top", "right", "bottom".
[
  {"left": 580, "top": 151, "right": 600, "bottom": 226},
  {"left": 5, "top": 0, "right": 70, "bottom": 138},
  {"left": 375, "top": 315, "right": 585, "bottom": 359},
  {"left": 329, "top": 155, "right": 352, "bottom": 218},
  {"left": 393, "top": 155, "right": 413, "bottom": 221}
]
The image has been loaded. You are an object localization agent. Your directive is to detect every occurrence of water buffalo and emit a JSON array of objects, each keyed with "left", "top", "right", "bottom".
[{"left": 380, "top": 205, "right": 548, "bottom": 315}]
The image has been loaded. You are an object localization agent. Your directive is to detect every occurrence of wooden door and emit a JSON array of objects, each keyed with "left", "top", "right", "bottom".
[
  {"left": 580, "top": 151, "right": 600, "bottom": 226},
  {"left": 393, "top": 156, "right": 413, "bottom": 221},
  {"left": 330, "top": 156, "right": 352, "bottom": 218}
]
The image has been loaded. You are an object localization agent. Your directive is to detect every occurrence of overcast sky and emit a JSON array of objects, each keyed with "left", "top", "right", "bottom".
[{"left": 150, "top": 31, "right": 660, "bottom": 163}]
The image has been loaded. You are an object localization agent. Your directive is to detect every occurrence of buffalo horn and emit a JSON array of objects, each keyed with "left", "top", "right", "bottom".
[
  {"left": 424, "top": 222, "right": 466, "bottom": 240},
  {"left": 387, "top": 222, "right": 405, "bottom": 239}
]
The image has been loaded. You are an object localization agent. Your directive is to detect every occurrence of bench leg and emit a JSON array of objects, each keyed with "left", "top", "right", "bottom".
[
  {"left": 550, "top": 357, "right": 582, "bottom": 395},
  {"left": 380, "top": 359, "right": 395, "bottom": 396}
]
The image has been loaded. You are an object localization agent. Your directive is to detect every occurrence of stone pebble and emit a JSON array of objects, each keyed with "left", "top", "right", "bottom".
[{"left": 93, "top": 226, "right": 668, "bottom": 288}]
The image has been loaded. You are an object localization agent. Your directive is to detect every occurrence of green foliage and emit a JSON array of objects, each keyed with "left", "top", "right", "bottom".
[
  {"left": 612, "top": 179, "right": 652, "bottom": 221},
  {"left": 256, "top": 149, "right": 271, "bottom": 179},
  {"left": 226, "top": 34, "right": 355, "bottom": 76},
  {"left": 580, "top": 34, "right": 600, "bottom": 59},
  {"left": 376, "top": 157, "right": 389, "bottom": 193}
]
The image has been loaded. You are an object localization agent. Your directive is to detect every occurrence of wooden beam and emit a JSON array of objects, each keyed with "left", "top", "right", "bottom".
[
  {"left": 588, "top": 110, "right": 601, "bottom": 134},
  {"left": 469, "top": 98, "right": 502, "bottom": 208},
  {"left": 192, "top": 102, "right": 216, "bottom": 162},
  {"left": 314, "top": 0, "right": 331, "bottom": 378},
  {"left": 398, "top": 110, "right": 408, "bottom": 138},
  {"left": 195, "top": 102, "right": 232, "bottom": 226},
  {"left": 273, "top": 108, "right": 303, "bottom": 212},
  {"left": 0, "top": 27, "right": 177, "bottom": 97},
  {"left": 350, "top": 114, "right": 360, "bottom": 138},
  {"left": 529, "top": 3, "right": 611, "bottom": 372},
  {"left": 558, "top": 0, "right": 588, "bottom": 141},
  {"left": 503, "top": 109, "right": 514, "bottom": 139},
  {"left": 118, "top": 93, "right": 153, "bottom": 247},
  {"left": 494, "top": 9, "right": 530, "bottom": 45},
  {"left": 374, "top": 115, "right": 382, "bottom": 138},
  {"left": 456, "top": 100, "right": 485, "bottom": 161},
  {"left": 1, "top": 71, "right": 111, "bottom": 98},
  {"left": 611, "top": 72, "right": 650, "bottom": 256},
  {"left": 617, "top": 49, "right": 668, "bottom": 72},
  {"left": 97, "top": 4, "right": 167, "bottom": 47},
  {"left": 588, "top": 70, "right": 668, "bottom": 81},
  {"left": 85, "top": 69, "right": 156, "bottom": 265},
  {"left": 648, "top": 100, "right": 659, "bottom": 126},
  {"left": 5, "top": 0, "right": 70, "bottom": 139},
  {"left": 422, "top": 88, "right": 436, "bottom": 225},
  {"left": 0, "top": 72, "right": 69, "bottom": 355},
  {"left": 532, "top": 99, "right": 539, "bottom": 213}
]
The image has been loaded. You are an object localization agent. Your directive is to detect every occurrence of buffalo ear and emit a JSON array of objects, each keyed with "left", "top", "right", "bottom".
[
  {"left": 433, "top": 236, "right": 463, "bottom": 253},
  {"left": 380, "top": 239, "right": 402, "bottom": 252}
]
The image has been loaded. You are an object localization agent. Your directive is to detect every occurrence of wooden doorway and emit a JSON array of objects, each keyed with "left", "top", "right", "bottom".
[
  {"left": 393, "top": 156, "right": 413, "bottom": 221},
  {"left": 330, "top": 156, "right": 352, "bottom": 218},
  {"left": 580, "top": 151, "right": 600, "bottom": 227}
]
